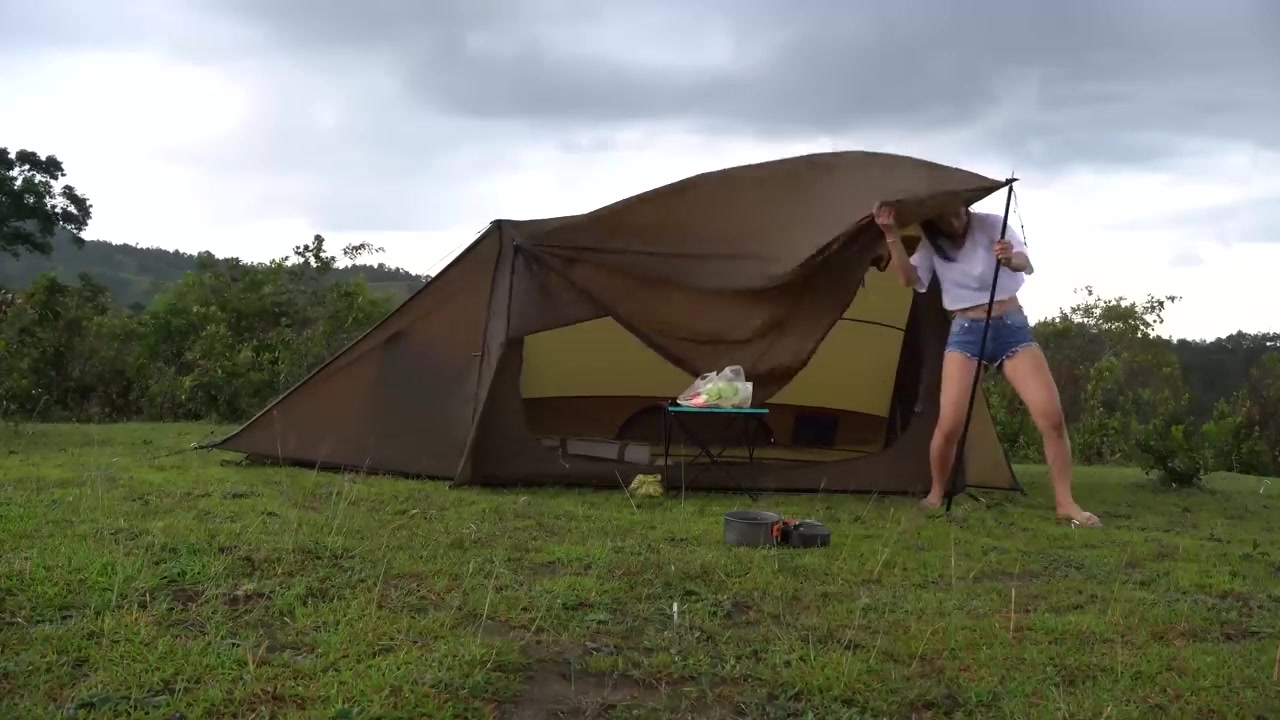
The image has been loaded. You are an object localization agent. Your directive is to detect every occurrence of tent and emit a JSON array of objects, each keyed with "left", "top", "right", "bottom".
[{"left": 207, "top": 150, "right": 1022, "bottom": 495}]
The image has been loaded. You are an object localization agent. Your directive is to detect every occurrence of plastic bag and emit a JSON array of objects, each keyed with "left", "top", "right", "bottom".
[
  {"left": 676, "top": 365, "right": 754, "bottom": 408},
  {"left": 628, "top": 473, "right": 665, "bottom": 498}
]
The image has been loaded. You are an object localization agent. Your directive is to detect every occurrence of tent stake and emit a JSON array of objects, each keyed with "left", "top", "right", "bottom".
[{"left": 945, "top": 179, "right": 1017, "bottom": 513}]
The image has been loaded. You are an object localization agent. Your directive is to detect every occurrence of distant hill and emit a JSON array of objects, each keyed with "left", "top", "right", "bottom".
[{"left": 0, "top": 229, "right": 430, "bottom": 310}]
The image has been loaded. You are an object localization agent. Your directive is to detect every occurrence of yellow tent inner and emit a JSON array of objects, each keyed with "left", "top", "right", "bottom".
[{"left": 519, "top": 253, "right": 921, "bottom": 463}]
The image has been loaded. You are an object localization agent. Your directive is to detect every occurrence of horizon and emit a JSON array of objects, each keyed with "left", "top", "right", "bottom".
[{"left": 19, "top": 216, "right": 1272, "bottom": 346}]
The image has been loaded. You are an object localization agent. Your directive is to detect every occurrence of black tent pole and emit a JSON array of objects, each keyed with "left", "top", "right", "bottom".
[{"left": 944, "top": 179, "right": 1017, "bottom": 513}]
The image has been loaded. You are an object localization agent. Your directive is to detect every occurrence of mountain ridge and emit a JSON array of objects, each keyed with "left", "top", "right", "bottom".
[{"left": 0, "top": 228, "right": 431, "bottom": 309}]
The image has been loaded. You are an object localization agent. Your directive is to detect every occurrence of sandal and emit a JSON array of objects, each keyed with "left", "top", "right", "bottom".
[{"left": 1058, "top": 510, "right": 1102, "bottom": 528}]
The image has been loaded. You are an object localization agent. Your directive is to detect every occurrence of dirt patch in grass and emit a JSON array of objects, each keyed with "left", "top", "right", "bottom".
[
  {"left": 1219, "top": 624, "right": 1263, "bottom": 642},
  {"left": 223, "top": 589, "right": 271, "bottom": 610},
  {"left": 61, "top": 687, "right": 180, "bottom": 718},
  {"left": 704, "top": 598, "right": 753, "bottom": 625},
  {"left": 502, "top": 641, "right": 678, "bottom": 720},
  {"left": 907, "top": 687, "right": 967, "bottom": 719},
  {"left": 480, "top": 619, "right": 690, "bottom": 718},
  {"left": 220, "top": 489, "right": 258, "bottom": 500},
  {"left": 532, "top": 562, "right": 564, "bottom": 579},
  {"left": 504, "top": 660, "right": 664, "bottom": 719},
  {"left": 169, "top": 587, "right": 201, "bottom": 607},
  {"left": 479, "top": 619, "right": 526, "bottom": 641}
]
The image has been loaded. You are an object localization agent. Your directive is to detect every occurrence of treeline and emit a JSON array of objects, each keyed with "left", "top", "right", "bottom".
[
  {"left": 986, "top": 289, "right": 1279, "bottom": 481},
  {"left": 0, "top": 227, "right": 429, "bottom": 311},
  {"left": 0, "top": 144, "right": 409, "bottom": 428},
  {"left": 0, "top": 236, "right": 396, "bottom": 423},
  {"left": 2, "top": 251, "right": 1276, "bottom": 479}
]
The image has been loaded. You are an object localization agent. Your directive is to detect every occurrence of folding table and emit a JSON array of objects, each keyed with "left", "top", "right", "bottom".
[{"left": 660, "top": 404, "right": 770, "bottom": 499}]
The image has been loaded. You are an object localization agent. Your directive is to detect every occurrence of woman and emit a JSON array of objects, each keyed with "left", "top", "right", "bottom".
[{"left": 874, "top": 201, "right": 1101, "bottom": 527}]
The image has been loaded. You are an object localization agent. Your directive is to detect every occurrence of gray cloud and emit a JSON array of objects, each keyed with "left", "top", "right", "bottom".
[
  {"left": 1110, "top": 193, "right": 1280, "bottom": 245},
  {"left": 203, "top": 0, "right": 1280, "bottom": 161},
  {"left": 5, "top": 0, "right": 1279, "bottom": 239},
  {"left": 212, "top": 0, "right": 1280, "bottom": 233}
]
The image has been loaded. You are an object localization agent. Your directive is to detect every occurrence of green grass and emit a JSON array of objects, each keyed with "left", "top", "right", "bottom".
[{"left": 2, "top": 423, "right": 1278, "bottom": 719}]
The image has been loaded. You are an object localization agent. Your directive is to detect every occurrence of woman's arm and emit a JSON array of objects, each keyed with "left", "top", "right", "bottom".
[
  {"left": 884, "top": 230, "right": 920, "bottom": 287},
  {"left": 875, "top": 204, "right": 931, "bottom": 291},
  {"left": 994, "top": 223, "right": 1034, "bottom": 274}
]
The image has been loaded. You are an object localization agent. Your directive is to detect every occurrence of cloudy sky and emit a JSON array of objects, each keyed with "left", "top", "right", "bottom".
[{"left": 3, "top": 0, "right": 1277, "bottom": 339}]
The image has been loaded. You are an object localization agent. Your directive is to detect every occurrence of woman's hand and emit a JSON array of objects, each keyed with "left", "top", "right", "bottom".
[
  {"left": 994, "top": 238, "right": 1030, "bottom": 271},
  {"left": 875, "top": 202, "right": 917, "bottom": 287},
  {"left": 994, "top": 238, "right": 1014, "bottom": 266},
  {"left": 873, "top": 203, "right": 898, "bottom": 241}
]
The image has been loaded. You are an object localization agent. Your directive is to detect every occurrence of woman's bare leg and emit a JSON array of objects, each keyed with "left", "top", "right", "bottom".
[
  {"left": 921, "top": 350, "right": 981, "bottom": 508},
  {"left": 1000, "top": 345, "right": 1101, "bottom": 525}
]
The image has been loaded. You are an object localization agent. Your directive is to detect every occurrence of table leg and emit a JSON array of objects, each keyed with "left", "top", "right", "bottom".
[
  {"left": 665, "top": 412, "right": 762, "bottom": 501},
  {"left": 741, "top": 416, "right": 759, "bottom": 501},
  {"left": 662, "top": 408, "right": 673, "bottom": 492}
]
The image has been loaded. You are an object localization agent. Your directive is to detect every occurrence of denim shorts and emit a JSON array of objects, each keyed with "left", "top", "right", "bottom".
[{"left": 945, "top": 307, "right": 1038, "bottom": 367}]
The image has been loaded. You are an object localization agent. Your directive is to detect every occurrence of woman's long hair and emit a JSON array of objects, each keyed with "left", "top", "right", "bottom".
[
  {"left": 919, "top": 220, "right": 956, "bottom": 262},
  {"left": 919, "top": 209, "right": 970, "bottom": 262}
]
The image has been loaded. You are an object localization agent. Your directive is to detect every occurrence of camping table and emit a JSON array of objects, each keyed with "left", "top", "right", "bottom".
[{"left": 661, "top": 404, "right": 770, "bottom": 500}]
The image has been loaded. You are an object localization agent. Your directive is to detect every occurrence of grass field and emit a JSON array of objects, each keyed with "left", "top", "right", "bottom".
[{"left": 2, "top": 423, "right": 1278, "bottom": 719}]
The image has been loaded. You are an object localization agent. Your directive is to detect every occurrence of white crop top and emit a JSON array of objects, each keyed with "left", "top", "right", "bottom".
[{"left": 908, "top": 211, "right": 1032, "bottom": 311}]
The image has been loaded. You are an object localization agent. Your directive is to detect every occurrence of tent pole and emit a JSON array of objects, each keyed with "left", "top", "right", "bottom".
[{"left": 944, "top": 179, "right": 1016, "bottom": 512}]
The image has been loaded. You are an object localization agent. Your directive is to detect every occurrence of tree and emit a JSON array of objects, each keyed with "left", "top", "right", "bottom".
[
  {"left": 986, "top": 287, "right": 1189, "bottom": 465},
  {"left": 0, "top": 147, "right": 93, "bottom": 259},
  {"left": 1174, "top": 331, "right": 1280, "bottom": 422},
  {"left": 135, "top": 235, "right": 394, "bottom": 421},
  {"left": 0, "top": 272, "right": 135, "bottom": 420},
  {"left": 1200, "top": 353, "right": 1280, "bottom": 477},
  {"left": 0, "top": 233, "right": 398, "bottom": 423}
]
